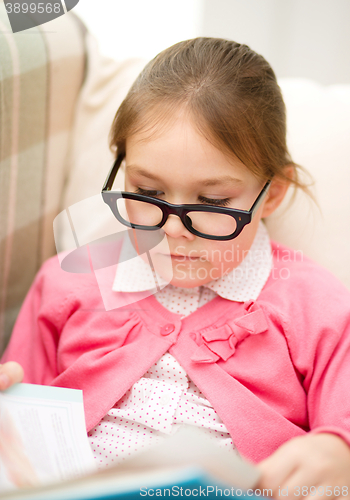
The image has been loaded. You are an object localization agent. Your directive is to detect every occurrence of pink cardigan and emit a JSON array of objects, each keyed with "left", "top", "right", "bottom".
[{"left": 3, "top": 241, "right": 350, "bottom": 463}]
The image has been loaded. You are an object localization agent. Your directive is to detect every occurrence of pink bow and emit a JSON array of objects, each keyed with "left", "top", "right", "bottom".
[{"left": 191, "top": 303, "right": 268, "bottom": 363}]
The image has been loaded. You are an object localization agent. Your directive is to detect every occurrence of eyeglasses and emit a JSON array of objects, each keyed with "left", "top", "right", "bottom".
[{"left": 101, "top": 154, "right": 271, "bottom": 241}]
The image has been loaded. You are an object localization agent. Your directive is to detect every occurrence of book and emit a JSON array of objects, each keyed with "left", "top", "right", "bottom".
[
  {"left": 0, "top": 384, "right": 261, "bottom": 499},
  {"left": 0, "top": 384, "right": 96, "bottom": 492}
]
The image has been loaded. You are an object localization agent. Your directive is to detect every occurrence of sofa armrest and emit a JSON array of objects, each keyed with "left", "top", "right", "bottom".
[{"left": 0, "top": 8, "right": 86, "bottom": 353}]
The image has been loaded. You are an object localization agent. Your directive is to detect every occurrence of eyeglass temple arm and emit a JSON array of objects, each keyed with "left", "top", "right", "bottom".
[
  {"left": 102, "top": 154, "right": 125, "bottom": 192},
  {"left": 249, "top": 180, "right": 272, "bottom": 218}
]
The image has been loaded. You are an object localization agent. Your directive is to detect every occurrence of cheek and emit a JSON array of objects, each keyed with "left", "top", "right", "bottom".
[
  {"left": 199, "top": 241, "right": 238, "bottom": 270},
  {"left": 205, "top": 225, "right": 259, "bottom": 269}
]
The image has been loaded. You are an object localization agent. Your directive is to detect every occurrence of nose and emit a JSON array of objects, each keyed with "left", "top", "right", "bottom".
[{"left": 162, "top": 214, "right": 196, "bottom": 240}]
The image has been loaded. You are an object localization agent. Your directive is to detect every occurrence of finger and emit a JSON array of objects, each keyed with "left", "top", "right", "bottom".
[
  {"left": 0, "top": 362, "right": 24, "bottom": 390},
  {"left": 280, "top": 472, "right": 322, "bottom": 500},
  {"left": 287, "top": 452, "right": 350, "bottom": 500},
  {"left": 257, "top": 448, "right": 298, "bottom": 494}
]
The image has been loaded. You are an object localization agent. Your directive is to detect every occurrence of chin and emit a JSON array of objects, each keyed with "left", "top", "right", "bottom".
[
  {"left": 152, "top": 254, "right": 221, "bottom": 288},
  {"left": 169, "top": 277, "right": 205, "bottom": 289}
]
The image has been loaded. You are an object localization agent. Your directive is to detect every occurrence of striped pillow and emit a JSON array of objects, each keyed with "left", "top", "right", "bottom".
[{"left": 0, "top": 4, "right": 86, "bottom": 353}]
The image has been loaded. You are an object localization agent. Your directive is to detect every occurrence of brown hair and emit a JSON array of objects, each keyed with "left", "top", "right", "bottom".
[{"left": 109, "top": 37, "right": 311, "bottom": 192}]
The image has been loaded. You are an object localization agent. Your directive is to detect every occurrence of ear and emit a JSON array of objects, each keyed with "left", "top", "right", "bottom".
[{"left": 261, "top": 165, "right": 294, "bottom": 218}]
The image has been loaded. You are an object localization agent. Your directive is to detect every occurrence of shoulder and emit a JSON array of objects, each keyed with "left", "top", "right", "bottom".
[
  {"left": 31, "top": 247, "right": 140, "bottom": 331},
  {"left": 35, "top": 253, "right": 101, "bottom": 304},
  {"left": 36, "top": 233, "right": 125, "bottom": 304},
  {"left": 264, "top": 240, "right": 350, "bottom": 306},
  {"left": 258, "top": 241, "right": 350, "bottom": 364}
]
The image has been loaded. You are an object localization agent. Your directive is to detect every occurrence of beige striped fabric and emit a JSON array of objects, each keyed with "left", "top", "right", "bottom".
[{"left": 0, "top": 2, "right": 86, "bottom": 354}]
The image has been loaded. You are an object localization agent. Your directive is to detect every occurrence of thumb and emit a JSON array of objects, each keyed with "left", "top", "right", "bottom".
[{"left": 0, "top": 362, "right": 24, "bottom": 390}]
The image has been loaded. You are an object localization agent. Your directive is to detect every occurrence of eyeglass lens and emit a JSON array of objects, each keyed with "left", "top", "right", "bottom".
[{"left": 116, "top": 198, "right": 237, "bottom": 237}]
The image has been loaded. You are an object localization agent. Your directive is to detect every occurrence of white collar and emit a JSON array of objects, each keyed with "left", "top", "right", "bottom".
[{"left": 112, "top": 221, "right": 272, "bottom": 302}]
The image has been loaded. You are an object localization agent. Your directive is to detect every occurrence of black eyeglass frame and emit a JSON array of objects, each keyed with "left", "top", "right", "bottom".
[{"left": 101, "top": 154, "right": 272, "bottom": 241}]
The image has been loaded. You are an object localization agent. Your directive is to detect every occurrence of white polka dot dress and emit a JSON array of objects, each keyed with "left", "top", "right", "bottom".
[
  {"left": 89, "top": 222, "right": 272, "bottom": 468},
  {"left": 88, "top": 352, "right": 236, "bottom": 468}
]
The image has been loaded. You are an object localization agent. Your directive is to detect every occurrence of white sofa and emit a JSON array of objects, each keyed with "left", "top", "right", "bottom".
[{"left": 266, "top": 78, "right": 350, "bottom": 290}]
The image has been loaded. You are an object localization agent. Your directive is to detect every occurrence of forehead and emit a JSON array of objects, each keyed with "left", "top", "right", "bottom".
[{"left": 125, "top": 111, "right": 257, "bottom": 186}]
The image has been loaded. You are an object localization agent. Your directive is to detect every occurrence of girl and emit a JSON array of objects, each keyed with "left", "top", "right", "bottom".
[{"left": 1, "top": 38, "right": 350, "bottom": 497}]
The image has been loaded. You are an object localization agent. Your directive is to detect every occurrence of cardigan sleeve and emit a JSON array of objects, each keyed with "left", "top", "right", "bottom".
[
  {"left": 283, "top": 261, "right": 350, "bottom": 447},
  {"left": 306, "top": 319, "right": 350, "bottom": 446},
  {"left": 1, "top": 258, "right": 61, "bottom": 385}
]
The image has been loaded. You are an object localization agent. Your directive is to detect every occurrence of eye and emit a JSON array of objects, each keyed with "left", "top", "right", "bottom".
[
  {"left": 134, "top": 187, "right": 163, "bottom": 198},
  {"left": 198, "top": 196, "right": 231, "bottom": 207}
]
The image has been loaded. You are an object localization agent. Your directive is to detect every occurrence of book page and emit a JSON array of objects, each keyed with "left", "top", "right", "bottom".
[
  {"left": 0, "top": 384, "right": 96, "bottom": 493},
  {"left": 0, "top": 425, "right": 260, "bottom": 500}
]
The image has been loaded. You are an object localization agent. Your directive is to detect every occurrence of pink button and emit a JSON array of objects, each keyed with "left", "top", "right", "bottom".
[{"left": 160, "top": 324, "right": 175, "bottom": 336}]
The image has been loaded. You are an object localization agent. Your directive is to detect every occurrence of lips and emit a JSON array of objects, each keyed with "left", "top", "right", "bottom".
[
  {"left": 156, "top": 252, "right": 201, "bottom": 260},
  {"left": 170, "top": 254, "right": 200, "bottom": 260}
]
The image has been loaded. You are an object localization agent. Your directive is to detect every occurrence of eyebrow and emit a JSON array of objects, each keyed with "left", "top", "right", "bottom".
[{"left": 126, "top": 165, "right": 244, "bottom": 187}]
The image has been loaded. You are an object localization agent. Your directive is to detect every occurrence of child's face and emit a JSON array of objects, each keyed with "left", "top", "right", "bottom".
[{"left": 124, "top": 112, "right": 270, "bottom": 288}]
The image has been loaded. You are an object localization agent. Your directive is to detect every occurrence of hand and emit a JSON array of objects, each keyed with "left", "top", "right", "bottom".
[
  {"left": 0, "top": 361, "right": 24, "bottom": 390},
  {"left": 256, "top": 433, "right": 350, "bottom": 499}
]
